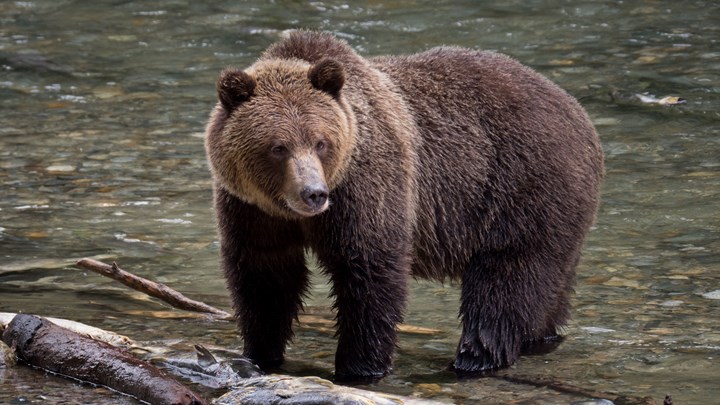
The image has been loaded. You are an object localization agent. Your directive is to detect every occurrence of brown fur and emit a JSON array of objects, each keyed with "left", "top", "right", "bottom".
[{"left": 205, "top": 31, "right": 603, "bottom": 379}]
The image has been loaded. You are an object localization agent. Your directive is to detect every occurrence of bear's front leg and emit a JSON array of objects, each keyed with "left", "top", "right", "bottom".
[
  {"left": 318, "top": 246, "right": 411, "bottom": 380},
  {"left": 215, "top": 187, "right": 309, "bottom": 368},
  {"left": 226, "top": 249, "right": 308, "bottom": 368}
]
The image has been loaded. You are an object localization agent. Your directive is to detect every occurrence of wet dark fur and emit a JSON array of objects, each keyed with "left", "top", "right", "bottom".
[{"left": 205, "top": 31, "right": 604, "bottom": 379}]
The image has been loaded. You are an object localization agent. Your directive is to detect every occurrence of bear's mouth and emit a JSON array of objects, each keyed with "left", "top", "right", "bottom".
[{"left": 284, "top": 196, "right": 330, "bottom": 218}]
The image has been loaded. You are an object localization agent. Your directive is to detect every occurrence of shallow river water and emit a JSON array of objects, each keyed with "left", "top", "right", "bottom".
[{"left": 1, "top": 1, "right": 718, "bottom": 404}]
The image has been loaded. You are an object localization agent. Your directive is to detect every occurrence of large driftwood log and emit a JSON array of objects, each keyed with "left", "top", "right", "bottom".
[
  {"left": 2, "top": 314, "right": 206, "bottom": 405},
  {"left": 0, "top": 312, "right": 134, "bottom": 347}
]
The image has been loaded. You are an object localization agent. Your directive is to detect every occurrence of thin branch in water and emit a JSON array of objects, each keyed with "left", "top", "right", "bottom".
[
  {"left": 75, "top": 258, "right": 232, "bottom": 319},
  {"left": 494, "top": 371, "right": 658, "bottom": 405}
]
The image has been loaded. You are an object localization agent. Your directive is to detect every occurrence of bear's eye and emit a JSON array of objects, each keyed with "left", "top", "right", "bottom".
[
  {"left": 315, "top": 141, "right": 326, "bottom": 152},
  {"left": 271, "top": 145, "right": 288, "bottom": 157}
]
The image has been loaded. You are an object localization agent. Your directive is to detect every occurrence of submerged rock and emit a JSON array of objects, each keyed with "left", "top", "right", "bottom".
[
  {"left": 216, "top": 374, "right": 444, "bottom": 405},
  {"left": 0, "top": 49, "right": 74, "bottom": 75}
]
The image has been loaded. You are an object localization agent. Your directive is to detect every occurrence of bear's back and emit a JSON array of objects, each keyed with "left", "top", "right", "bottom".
[{"left": 372, "top": 48, "right": 603, "bottom": 280}]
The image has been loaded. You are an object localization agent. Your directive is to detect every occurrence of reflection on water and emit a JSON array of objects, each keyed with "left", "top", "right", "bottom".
[{"left": 1, "top": 1, "right": 718, "bottom": 403}]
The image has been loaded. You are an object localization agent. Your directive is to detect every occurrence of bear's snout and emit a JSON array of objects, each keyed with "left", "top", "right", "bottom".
[
  {"left": 300, "top": 184, "right": 329, "bottom": 211},
  {"left": 284, "top": 153, "right": 330, "bottom": 217}
]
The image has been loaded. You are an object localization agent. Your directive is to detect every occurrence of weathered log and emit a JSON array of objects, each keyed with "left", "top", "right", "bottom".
[
  {"left": 76, "top": 258, "right": 232, "bottom": 319},
  {"left": 2, "top": 314, "right": 206, "bottom": 405},
  {"left": 0, "top": 312, "right": 134, "bottom": 347}
]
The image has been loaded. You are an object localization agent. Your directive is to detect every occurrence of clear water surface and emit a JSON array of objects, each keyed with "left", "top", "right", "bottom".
[{"left": 1, "top": 1, "right": 718, "bottom": 404}]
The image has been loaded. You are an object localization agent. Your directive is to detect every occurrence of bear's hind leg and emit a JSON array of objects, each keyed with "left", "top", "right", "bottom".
[{"left": 453, "top": 248, "right": 571, "bottom": 374}]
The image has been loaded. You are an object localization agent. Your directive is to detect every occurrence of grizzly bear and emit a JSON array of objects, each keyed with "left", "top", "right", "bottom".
[{"left": 205, "top": 31, "right": 603, "bottom": 380}]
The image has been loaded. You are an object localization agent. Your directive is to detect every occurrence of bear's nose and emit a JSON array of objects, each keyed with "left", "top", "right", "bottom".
[{"left": 300, "top": 185, "right": 329, "bottom": 210}]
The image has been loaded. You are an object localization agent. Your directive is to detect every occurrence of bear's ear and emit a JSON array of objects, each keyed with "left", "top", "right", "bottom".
[
  {"left": 217, "top": 69, "right": 256, "bottom": 111},
  {"left": 308, "top": 58, "right": 345, "bottom": 98}
]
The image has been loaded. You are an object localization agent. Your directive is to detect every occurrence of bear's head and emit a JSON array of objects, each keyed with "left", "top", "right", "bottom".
[{"left": 205, "top": 58, "right": 356, "bottom": 220}]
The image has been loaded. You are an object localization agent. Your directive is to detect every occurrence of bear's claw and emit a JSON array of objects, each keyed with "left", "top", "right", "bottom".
[{"left": 451, "top": 348, "right": 506, "bottom": 377}]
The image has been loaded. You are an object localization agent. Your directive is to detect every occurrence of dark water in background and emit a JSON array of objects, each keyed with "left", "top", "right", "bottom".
[{"left": 1, "top": 1, "right": 718, "bottom": 403}]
